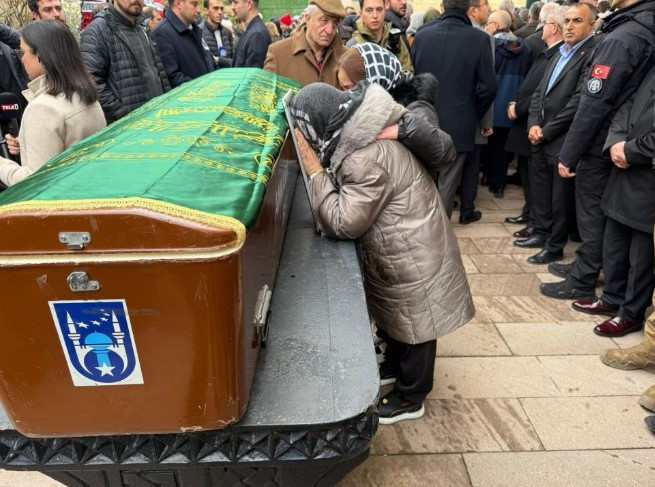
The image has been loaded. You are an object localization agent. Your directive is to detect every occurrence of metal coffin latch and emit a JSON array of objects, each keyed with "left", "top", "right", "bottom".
[
  {"left": 253, "top": 285, "right": 272, "bottom": 348},
  {"left": 67, "top": 272, "right": 100, "bottom": 292},
  {"left": 59, "top": 232, "right": 91, "bottom": 250}
]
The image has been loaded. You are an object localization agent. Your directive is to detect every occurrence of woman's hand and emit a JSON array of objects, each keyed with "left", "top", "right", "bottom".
[
  {"left": 377, "top": 124, "right": 399, "bottom": 140},
  {"left": 295, "top": 129, "right": 323, "bottom": 176},
  {"left": 5, "top": 134, "right": 19, "bottom": 155}
]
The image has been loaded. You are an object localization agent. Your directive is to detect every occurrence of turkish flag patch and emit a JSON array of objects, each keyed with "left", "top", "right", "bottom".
[{"left": 591, "top": 64, "right": 611, "bottom": 79}]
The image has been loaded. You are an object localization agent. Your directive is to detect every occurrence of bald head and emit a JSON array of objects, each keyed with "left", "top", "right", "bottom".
[{"left": 486, "top": 9, "right": 512, "bottom": 33}]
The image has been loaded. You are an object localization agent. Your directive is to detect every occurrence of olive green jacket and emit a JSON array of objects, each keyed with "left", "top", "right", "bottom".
[{"left": 348, "top": 19, "right": 413, "bottom": 73}]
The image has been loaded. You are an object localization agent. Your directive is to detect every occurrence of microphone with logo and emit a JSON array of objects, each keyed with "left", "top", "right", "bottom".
[{"left": 0, "top": 92, "right": 22, "bottom": 161}]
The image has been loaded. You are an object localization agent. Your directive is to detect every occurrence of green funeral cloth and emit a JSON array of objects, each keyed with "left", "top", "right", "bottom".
[{"left": 0, "top": 68, "right": 300, "bottom": 230}]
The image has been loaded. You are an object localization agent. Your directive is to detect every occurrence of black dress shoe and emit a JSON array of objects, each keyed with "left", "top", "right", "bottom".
[
  {"left": 514, "top": 235, "right": 547, "bottom": 248},
  {"left": 527, "top": 249, "right": 563, "bottom": 264},
  {"left": 548, "top": 261, "right": 573, "bottom": 279},
  {"left": 513, "top": 227, "right": 534, "bottom": 238},
  {"left": 505, "top": 214, "right": 529, "bottom": 224},
  {"left": 540, "top": 280, "right": 596, "bottom": 300},
  {"left": 645, "top": 416, "right": 655, "bottom": 434},
  {"left": 459, "top": 210, "right": 482, "bottom": 225}
]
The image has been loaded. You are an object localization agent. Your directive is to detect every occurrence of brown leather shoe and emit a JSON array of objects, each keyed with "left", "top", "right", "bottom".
[
  {"left": 594, "top": 317, "right": 643, "bottom": 337},
  {"left": 640, "top": 385, "right": 655, "bottom": 413},
  {"left": 600, "top": 345, "right": 655, "bottom": 373},
  {"left": 572, "top": 298, "right": 619, "bottom": 317}
]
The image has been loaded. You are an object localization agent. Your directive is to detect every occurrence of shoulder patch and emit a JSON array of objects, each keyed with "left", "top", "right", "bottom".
[
  {"left": 588, "top": 77, "right": 603, "bottom": 94},
  {"left": 591, "top": 64, "right": 611, "bottom": 79}
]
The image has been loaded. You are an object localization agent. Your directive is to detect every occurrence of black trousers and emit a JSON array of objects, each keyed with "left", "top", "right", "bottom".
[
  {"left": 460, "top": 146, "right": 481, "bottom": 218},
  {"left": 601, "top": 218, "right": 655, "bottom": 322},
  {"left": 377, "top": 328, "right": 436, "bottom": 404},
  {"left": 517, "top": 155, "right": 532, "bottom": 219},
  {"left": 484, "top": 127, "right": 512, "bottom": 192},
  {"left": 438, "top": 152, "right": 467, "bottom": 219},
  {"left": 529, "top": 147, "right": 576, "bottom": 252},
  {"left": 568, "top": 156, "right": 612, "bottom": 290}
]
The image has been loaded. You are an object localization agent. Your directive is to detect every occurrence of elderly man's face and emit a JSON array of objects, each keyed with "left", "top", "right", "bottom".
[
  {"left": 305, "top": 8, "right": 339, "bottom": 48},
  {"left": 34, "top": 0, "right": 66, "bottom": 22}
]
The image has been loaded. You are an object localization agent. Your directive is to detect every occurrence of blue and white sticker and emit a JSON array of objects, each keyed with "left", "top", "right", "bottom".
[{"left": 49, "top": 299, "right": 144, "bottom": 387}]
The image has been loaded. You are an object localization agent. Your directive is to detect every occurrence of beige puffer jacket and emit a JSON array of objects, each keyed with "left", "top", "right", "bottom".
[{"left": 309, "top": 84, "right": 474, "bottom": 344}]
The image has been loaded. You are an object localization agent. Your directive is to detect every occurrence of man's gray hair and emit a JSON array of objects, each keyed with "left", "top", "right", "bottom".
[
  {"left": 305, "top": 4, "right": 320, "bottom": 16},
  {"left": 547, "top": 5, "right": 567, "bottom": 29},
  {"left": 529, "top": 1, "right": 543, "bottom": 20},
  {"left": 498, "top": 0, "right": 515, "bottom": 15},
  {"left": 539, "top": 1, "right": 559, "bottom": 23}
]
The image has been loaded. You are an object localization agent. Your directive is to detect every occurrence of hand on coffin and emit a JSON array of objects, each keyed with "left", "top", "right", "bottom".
[{"left": 295, "top": 128, "right": 324, "bottom": 177}]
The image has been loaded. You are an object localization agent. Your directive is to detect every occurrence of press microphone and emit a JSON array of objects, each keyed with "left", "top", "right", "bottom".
[
  {"left": 0, "top": 92, "right": 21, "bottom": 136},
  {"left": 0, "top": 92, "right": 22, "bottom": 162}
]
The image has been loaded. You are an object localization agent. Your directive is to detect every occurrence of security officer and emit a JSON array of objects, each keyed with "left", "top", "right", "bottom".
[
  {"left": 573, "top": 64, "right": 655, "bottom": 337},
  {"left": 540, "top": 0, "right": 655, "bottom": 308}
]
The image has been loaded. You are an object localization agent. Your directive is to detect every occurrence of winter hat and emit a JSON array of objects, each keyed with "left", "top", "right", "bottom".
[{"left": 280, "top": 12, "right": 293, "bottom": 26}]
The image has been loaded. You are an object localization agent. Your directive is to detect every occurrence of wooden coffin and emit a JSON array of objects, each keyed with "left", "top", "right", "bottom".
[{"left": 0, "top": 69, "right": 300, "bottom": 437}]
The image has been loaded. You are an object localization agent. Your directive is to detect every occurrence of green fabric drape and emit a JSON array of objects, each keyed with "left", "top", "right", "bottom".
[{"left": 0, "top": 68, "right": 300, "bottom": 230}]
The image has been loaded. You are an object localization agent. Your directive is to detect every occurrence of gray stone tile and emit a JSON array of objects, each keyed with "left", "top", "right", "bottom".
[
  {"left": 338, "top": 454, "right": 471, "bottom": 487},
  {"left": 496, "top": 321, "right": 613, "bottom": 356},
  {"left": 612, "top": 329, "right": 646, "bottom": 349},
  {"left": 470, "top": 237, "right": 535, "bottom": 254},
  {"left": 438, "top": 322, "right": 512, "bottom": 357},
  {"left": 0, "top": 472, "right": 63, "bottom": 487},
  {"left": 457, "top": 237, "right": 481, "bottom": 255},
  {"left": 452, "top": 224, "right": 514, "bottom": 238},
  {"left": 464, "top": 450, "right": 655, "bottom": 487},
  {"left": 469, "top": 254, "right": 524, "bottom": 274},
  {"left": 471, "top": 296, "right": 590, "bottom": 324},
  {"left": 538, "top": 355, "right": 655, "bottom": 396},
  {"left": 493, "top": 198, "right": 525, "bottom": 211},
  {"left": 521, "top": 396, "right": 655, "bottom": 450},
  {"left": 431, "top": 357, "right": 560, "bottom": 399},
  {"left": 467, "top": 273, "right": 542, "bottom": 296},
  {"left": 462, "top": 255, "right": 480, "bottom": 274},
  {"left": 371, "top": 399, "right": 543, "bottom": 454}
]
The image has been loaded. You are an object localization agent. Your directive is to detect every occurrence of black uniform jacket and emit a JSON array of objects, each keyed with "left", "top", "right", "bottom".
[
  {"left": 527, "top": 36, "right": 598, "bottom": 163},
  {"left": 559, "top": 0, "right": 655, "bottom": 169},
  {"left": 411, "top": 11, "right": 496, "bottom": 153},
  {"left": 232, "top": 16, "right": 271, "bottom": 68},
  {"left": 505, "top": 40, "right": 563, "bottom": 157},
  {"left": 602, "top": 65, "right": 655, "bottom": 234}
]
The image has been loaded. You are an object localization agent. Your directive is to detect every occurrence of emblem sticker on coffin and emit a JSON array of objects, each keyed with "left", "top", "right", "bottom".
[{"left": 49, "top": 300, "right": 143, "bottom": 386}]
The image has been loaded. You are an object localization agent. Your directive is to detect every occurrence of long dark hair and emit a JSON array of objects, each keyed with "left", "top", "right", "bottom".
[{"left": 21, "top": 20, "right": 98, "bottom": 105}]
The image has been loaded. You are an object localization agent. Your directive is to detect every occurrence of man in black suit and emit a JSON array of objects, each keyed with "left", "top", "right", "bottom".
[
  {"left": 411, "top": 0, "right": 496, "bottom": 220},
  {"left": 573, "top": 64, "right": 655, "bottom": 337},
  {"left": 518, "top": 3, "right": 597, "bottom": 264},
  {"left": 231, "top": 0, "right": 270, "bottom": 68}
]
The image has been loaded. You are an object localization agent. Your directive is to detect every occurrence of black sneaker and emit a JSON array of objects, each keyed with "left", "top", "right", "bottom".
[
  {"left": 548, "top": 262, "right": 573, "bottom": 279},
  {"left": 379, "top": 361, "right": 397, "bottom": 386},
  {"left": 540, "top": 280, "right": 596, "bottom": 300},
  {"left": 378, "top": 391, "right": 425, "bottom": 425}
]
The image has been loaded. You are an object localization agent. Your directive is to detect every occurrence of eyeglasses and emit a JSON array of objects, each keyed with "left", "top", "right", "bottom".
[
  {"left": 544, "top": 21, "right": 561, "bottom": 29},
  {"left": 474, "top": 1, "right": 489, "bottom": 7}
]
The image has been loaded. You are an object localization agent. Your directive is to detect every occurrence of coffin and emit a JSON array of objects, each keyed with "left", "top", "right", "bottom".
[{"left": 0, "top": 69, "right": 300, "bottom": 437}]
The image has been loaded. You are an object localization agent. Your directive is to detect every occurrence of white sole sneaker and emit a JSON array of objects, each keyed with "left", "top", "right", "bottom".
[
  {"left": 380, "top": 377, "right": 396, "bottom": 386},
  {"left": 379, "top": 404, "right": 425, "bottom": 425}
]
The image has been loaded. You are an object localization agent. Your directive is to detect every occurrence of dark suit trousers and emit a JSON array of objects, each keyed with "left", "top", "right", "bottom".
[
  {"left": 518, "top": 155, "right": 532, "bottom": 219},
  {"left": 529, "top": 147, "right": 575, "bottom": 252},
  {"left": 439, "top": 152, "right": 468, "bottom": 219},
  {"left": 601, "top": 218, "right": 655, "bottom": 322},
  {"left": 568, "top": 156, "right": 612, "bottom": 290},
  {"left": 460, "top": 147, "right": 481, "bottom": 218},
  {"left": 377, "top": 328, "right": 436, "bottom": 404},
  {"left": 485, "top": 127, "right": 512, "bottom": 192}
]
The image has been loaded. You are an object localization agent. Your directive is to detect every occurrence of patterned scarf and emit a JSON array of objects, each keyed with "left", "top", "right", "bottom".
[
  {"left": 289, "top": 82, "right": 367, "bottom": 166},
  {"left": 353, "top": 43, "right": 413, "bottom": 91}
]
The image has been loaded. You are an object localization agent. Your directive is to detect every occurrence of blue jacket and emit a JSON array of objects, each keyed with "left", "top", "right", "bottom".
[
  {"left": 492, "top": 33, "right": 531, "bottom": 127},
  {"left": 232, "top": 16, "right": 270, "bottom": 68},
  {"left": 153, "top": 9, "right": 213, "bottom": 87}
]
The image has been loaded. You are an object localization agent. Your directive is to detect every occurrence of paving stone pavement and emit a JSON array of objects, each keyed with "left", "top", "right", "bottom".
[
  {"left": 1, "top": 187, "right": 653, "bottom": 486},
  {"left": 338, "top": 186, "right": 655, "bottom": 487}
]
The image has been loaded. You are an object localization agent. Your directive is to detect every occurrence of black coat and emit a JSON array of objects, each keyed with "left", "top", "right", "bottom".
[
  {"left": 506, "top": 40, "right": 563, "bottom": 156},
  {"left": 411, "top": 11, "right": 496, "bottom": 153},
  {"left": 153, "top": 9, "right": 214, "bottom": 88},
  {"left": 81, "top": 8, "right": 171, "bottom": 124},
  {"left": 528, "top": 36, "right": 598, "bottom": 163},
  {"left": 559, "top": 0, "right": 655, "bottom": 169},
  {"left": 602, "top": 65, "right": 655, "bottom": 234},
  {"left": 200, "top": 20, "right": 234, "bottom": 67},
  {"left": 524, "top": 29, "right": 546, "bottom": 63},
  {"left": 232, "top": 16, "right": 271, "bottom": 68}
]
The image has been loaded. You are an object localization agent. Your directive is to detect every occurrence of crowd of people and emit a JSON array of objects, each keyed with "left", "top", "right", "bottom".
[{"left": 0, "top": 0, "right": 654, "bottom": 427}]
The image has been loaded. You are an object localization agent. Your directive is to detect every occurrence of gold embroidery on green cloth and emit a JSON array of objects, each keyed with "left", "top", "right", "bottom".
[{"left": 0, "top": 198, "right": 246, "bottom": 246}]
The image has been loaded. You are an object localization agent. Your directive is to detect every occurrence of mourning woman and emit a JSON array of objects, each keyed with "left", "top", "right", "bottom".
[
  {"left": 0, "top": 20, "right": 105, "bottom": 187},
  {"left": 291, "top": 82, "right": 474, "bottom": 424},
  {"left": 336, "top": 43, "right": 456, "bottom": 213}
]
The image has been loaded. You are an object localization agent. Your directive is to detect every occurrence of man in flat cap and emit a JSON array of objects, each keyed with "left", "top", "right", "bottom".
[{"left": 264, "top": 0, "right": 347, "bottom": 88}]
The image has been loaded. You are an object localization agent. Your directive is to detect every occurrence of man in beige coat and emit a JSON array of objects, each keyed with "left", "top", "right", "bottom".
[{"left": 264, "top": 0, "right": 347, "bottom": 88}]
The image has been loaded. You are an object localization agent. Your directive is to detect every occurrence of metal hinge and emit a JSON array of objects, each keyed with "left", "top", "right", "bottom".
[
  {"left": 59, "top": 232, "right": 91, "bottom": 250},
  {"left": 67, "top": 271, "right": 100, "bottom": 292},
  {"left": 253, "top": 285, "right": 272, "bottom": 348}
]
